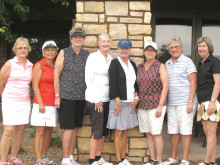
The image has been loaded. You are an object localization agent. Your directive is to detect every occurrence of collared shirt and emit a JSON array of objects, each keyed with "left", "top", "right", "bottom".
[
  {"left": 197, "top": 54, "right": 220, "bottom": 104},
  {"left": 2, "top": 56, "right": 33, "bottom": 102},
  {"left": 60, "top": 46, "right": 89, "bottom": 100},
  {"left": 117, "top": 56, "right": 136, "bottom": 102},
  {"left": 85, "top": 50, "right": 112, "bottom": 103},
  {"left": 165, "top": 53, "right": 197, "bottom": 105}
]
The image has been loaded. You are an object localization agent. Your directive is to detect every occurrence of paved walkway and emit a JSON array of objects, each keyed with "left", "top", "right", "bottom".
[{"left": 162, "top": 121, "right": 220, "bottom": 162}]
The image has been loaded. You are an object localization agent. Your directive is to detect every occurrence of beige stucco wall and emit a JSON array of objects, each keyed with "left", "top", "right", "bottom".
[{"left": 75, "top": 1, "right": 152, "bottom": 163}]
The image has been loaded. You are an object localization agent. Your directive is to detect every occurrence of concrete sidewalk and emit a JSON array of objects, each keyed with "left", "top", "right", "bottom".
[{"left": 162, "top": 121, "right": 220, "bottom": 162}]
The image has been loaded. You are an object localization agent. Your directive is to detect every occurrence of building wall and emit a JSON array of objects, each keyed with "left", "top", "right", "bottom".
[{"left": 75, "top": 1, "right": 152, "bottom": 163}]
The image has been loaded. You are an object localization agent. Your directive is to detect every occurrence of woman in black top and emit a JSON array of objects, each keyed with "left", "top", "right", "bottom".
[
  {"left": 107, "top": 39, "right": 139, "bottom": 165},
  {"left": 196, "top": 37, "right": 220, "bottom": 165}
]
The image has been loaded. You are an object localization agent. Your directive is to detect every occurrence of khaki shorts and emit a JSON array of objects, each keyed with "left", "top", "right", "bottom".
[
  {"left": 167, "top": 104, "right": 197, "bottom": 135},
  {"left": 138, "top": 106, "right": 166, "bottom": 135}
]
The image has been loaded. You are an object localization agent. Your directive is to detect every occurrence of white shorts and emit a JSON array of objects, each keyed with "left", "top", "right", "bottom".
[
  {"left": 167, "top": 104, "right": 197, "bottom": 135},
  {"left": 2, "top": 99, "right": 31, "bottom": 125},
  {"left": 138, "top": 106, "right": 167, "bottom": 135},
  {"left": 31, "top": 103, "right": 57, "bottom": 127}
]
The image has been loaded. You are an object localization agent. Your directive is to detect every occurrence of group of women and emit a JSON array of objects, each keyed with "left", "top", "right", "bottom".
[{"left": 0, "top": 25, "right": 219, "bottom": 165}]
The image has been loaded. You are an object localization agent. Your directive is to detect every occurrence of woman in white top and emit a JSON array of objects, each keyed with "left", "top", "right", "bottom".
[
  {"left": 85, "top": 33, "right": 113, "bottom": 165},
  {"left": 107, "top": 39, "right": 139, "bottom": 165}
]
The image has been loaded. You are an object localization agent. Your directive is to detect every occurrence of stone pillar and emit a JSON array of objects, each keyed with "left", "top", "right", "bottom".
[{"left": 75, "top": 1, "right": 152, "bottom": 163}]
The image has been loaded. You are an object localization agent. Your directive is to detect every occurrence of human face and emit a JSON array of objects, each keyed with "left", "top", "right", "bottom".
[
  {"left": 198, "top": 42, "right": 210, "bottom": 60},
  {"left": 119, "top": 47, "right": 131, "bottom": 59},
  {"left": 70, "top": 35, "right": 85, "bottom": 48},
  {"left": 144, "top": 46, "right": 157, "bottom": 61},
  {"left": 15, "top": 43, "right": 29, "bottom": 58},
  {"left": 168, "top": 42, "right": 183, "bottom": 60},
  {"left": 98, "top": 36, "right": 111, "bottom": 53},
  {"left": 43, "top": 47, "right": 57, "bottom": 60}
]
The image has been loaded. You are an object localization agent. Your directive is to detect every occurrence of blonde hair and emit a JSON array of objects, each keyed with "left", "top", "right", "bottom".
[
  {"left": 12, "top": 37, "right": 31, "bottom": 53},
  {"left": 168, "top": 37, "right": 183, "bottom": 50}
]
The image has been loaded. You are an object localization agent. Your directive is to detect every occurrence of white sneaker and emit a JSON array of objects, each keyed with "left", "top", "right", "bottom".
[
  {"left": 122, "top": 159, "right": 133, "bottom": 165},
  {"left": 70, "top": 159, "right": 81, "bottom": 165},
  {"left": 143, "top": 159, "right": 155, "bottom": 165},
  {"left": 89, "top": 161, "right": 99, "bottom": 165},
  {"left": 180, "top": 160, "right": 189, "bottom": 165},
  {"left": 61, "top": 160, "right": 71, "bottom": 165},
  {"left": 117, "top": 162, "right": 124, "bottom": 165},
  {"left": 163, "top": 158, "right": 178, "bottom": 165},
  {"left": 198, "top": 162, "right": 210, "bottom": 165},
  {"left": 96, "top": 157, "right": 113, "bottom": 165}
]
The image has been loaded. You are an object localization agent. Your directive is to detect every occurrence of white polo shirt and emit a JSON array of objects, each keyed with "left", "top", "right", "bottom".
[
  {"left": 85, "top": 50, "right": 112, "bottom": 103},
  {"left": 165, "top": 54, "right": 197, "bottom": 105}
]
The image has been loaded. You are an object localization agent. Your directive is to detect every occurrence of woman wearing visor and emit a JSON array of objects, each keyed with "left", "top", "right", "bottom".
[
  {"left": 54, "top": 26, "right": 89, "bottom": 165},
  {"left": 31, "top": 40, "right": 58, "bottom": 165}
]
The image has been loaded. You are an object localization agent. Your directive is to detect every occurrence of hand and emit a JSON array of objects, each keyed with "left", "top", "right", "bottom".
[
  {"left": 113, "top": 100, "right": 122, "bottom": 116},
  {"left": 187, "top": 102, "right": 193, "bottom": 113},
  {"left": 155, "top": 106, "right": 162, "bottom": 118},
  {"left": 39, "top": 103, "right": 45, "bottom": 113},
  {"left": 54, "top": 97, "right": 61, "bottom": 109},
  {"left": 128, "top": 99, "right": 139, "bottom": 114},
  {"left": 207, "top": 101, "right": 216, "bottom": 115},
  {"left": 95, "top": 102, "right": 103, "bottom": 113}
]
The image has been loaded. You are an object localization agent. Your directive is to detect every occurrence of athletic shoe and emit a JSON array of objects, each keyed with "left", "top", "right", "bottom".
[
  {"left": 180, "top": 160, "right": 189, "bottom": 165},
  {"left": 143, "top": 159, "right": 155, "bottom": 165},
  {"left": 153, "top": 161, "right": 163, "bottom": 165},
  {"left": 163, "top": 158, "right": 178, "bottom": 165},
  {"left": 35, "top": 161, "right": 42, "bottom": 165},
  {"left": 96, "top": 158, "right": 113, "bottom": 165},
  {"left": 70, "top": 159, "right": 81, "bottom": 165},
  {"left": 41, "top": 156, "right": 56, "bottom": 165},
  {"left": 88, "top": 161, "right": 99, "bottom": 165},
  {"left": 8, "top": 158, "right": 26, "bottom": 165},
  {"left": 122, "top": 159, "right": 133, "bottom": 165},
  {"left": 198, "top": 162, "right": 210, "bottom": 165}
]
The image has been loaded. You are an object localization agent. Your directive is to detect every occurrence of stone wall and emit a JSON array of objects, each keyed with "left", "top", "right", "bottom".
[
  {"left": 75, "top": 1, "right": 152, "bottom": 163},
  {"left": 75, "top": 0, "right": 153, "bottom": 66}
]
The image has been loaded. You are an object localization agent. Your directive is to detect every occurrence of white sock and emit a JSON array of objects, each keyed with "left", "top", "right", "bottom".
[
  {"left": 62, "top": 158, "right": 70, "bottom": 163},
  {"left": 69, "top": 155, "right": 74, "bottom": 160}
]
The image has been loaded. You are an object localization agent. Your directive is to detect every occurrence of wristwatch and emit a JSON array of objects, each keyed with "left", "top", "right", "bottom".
[
  {"left": 210, "top": 98, "right": 215, "bottom": 102},
  {"left": 134, "top": 96, "right": 139, "bottom": 100},
  {"left": 55, "top": 93, "right": 60, "bottom": 97}
]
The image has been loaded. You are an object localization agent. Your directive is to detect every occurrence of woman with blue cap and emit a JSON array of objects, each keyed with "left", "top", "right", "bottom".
[{"left": 107, "top": 39, "right": 139, "bottom": 165}]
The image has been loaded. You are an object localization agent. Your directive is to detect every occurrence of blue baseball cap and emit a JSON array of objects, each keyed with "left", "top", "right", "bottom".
[{"left": 118, "top": 39, "right": 132, "bottom": 48}]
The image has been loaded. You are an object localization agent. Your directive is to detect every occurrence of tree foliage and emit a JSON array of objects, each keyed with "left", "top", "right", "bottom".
[
  {"left": 0, "top": 0, "right": 69, "bottom": 44},
  {"left": 158, "top": 44, "right": 172, "bottom": 64}
]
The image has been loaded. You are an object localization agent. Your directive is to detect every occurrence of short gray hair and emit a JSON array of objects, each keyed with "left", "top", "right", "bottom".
[
  {"left": 168, "top": 37, "right": 183, "bottom": 49},
  {"left": 195, "top": 37, "right": 213, "bottom": 54},
  {"left": 97, "top": 33, "right": 111, "bottom": 43}
]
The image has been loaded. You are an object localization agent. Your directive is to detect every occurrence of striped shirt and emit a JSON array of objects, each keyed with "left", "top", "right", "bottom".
[{"left": 165, "top": 54, "right": 197, "bottom": 105}]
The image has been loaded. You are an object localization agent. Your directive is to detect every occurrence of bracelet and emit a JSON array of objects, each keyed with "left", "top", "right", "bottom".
[
  {"left": 134, "top": 96, "right": 139, "bottom": 100},
  {"left": 188, "top": 100, "right": 192, "bottom": 103}
]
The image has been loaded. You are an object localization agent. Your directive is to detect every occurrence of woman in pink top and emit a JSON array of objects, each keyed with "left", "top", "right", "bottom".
[{"left": 0, "top": 37, "right": 33, "bottom": 165}]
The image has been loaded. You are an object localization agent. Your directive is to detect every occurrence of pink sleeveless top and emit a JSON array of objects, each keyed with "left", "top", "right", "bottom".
[{"left": 2, "top": 56, "right": 33, "bottom": 102}]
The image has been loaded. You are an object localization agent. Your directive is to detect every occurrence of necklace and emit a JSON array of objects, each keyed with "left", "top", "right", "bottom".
[{"left": 46, "top": 60, "right": 55, "bottom": 70}]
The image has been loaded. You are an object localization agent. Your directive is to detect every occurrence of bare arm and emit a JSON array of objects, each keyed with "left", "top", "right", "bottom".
[
  {"left": 0, "top": 61, "right": 11, "bottom": 96},
  {"left": 32, "top": 63, "right": 45, "bottom": 113},
  {"left": 207, "top": 73, "right": 220, "bottom": 115},
  {"left": 54, "top": 50, "right": 64, "bottom": 108},
  {"left": 187, "top": 72, "right": 197, "bottom": 113},
  {"left": 156, "top": 64, "right": 169, "bottom": 118}
]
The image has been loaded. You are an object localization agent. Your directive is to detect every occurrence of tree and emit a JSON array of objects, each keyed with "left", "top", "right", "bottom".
[
  {"left": 0, "top": 0, "right": 69, "bottom": 44},
  {"left": 158, "top": 44, "right": 172, "bottom": 64}
]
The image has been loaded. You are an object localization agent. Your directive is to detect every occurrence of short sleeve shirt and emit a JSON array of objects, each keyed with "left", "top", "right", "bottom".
[
  {"left": 165, "top": 54, "right": 197, "bottom": 105},
  {"left": 197, "top": 54, "right": 220, "bottom": 104}
]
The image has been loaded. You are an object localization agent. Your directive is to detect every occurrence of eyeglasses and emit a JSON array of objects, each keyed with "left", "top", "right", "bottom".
[
  {"left": 145, "top": 49, "right": 155, "bottom": 53},
  {"left": 169, "top": 46, "right": 181, "bottom": 50},
  {"left": 17, "top": 47, "right": 28, "bottom": 51}
]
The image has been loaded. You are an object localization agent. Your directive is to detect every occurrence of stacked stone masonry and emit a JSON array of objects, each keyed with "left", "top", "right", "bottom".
[{"left": 75, "top": 1, "right": 152, "bottom": 163}]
